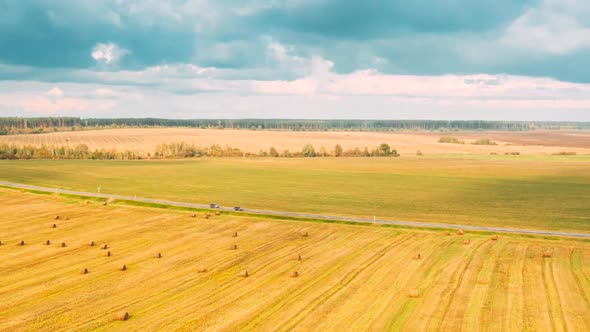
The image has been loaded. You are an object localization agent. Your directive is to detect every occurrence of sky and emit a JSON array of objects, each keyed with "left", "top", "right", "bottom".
[{"left": 1, "top": 0, "right": 590, "bottom": 120}]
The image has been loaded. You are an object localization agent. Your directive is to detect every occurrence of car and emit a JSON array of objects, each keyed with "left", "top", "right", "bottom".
[
  {"left": 234, "top": 206, "right": 243, "bottom": 211},
  {"left": 210, "top": 203, "right": 219, "bottom": 208}
]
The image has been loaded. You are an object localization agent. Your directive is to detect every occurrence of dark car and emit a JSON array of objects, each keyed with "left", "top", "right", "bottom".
[
  {"left": 210, "top": 203, "right": 219, "bottom": 208},
  {"left": 234, "top": 206, "right": 243, "bottom": 211}
]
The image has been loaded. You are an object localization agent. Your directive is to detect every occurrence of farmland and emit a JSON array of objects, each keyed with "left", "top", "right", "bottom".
[
  {"left": 1, "top": 128, "right": 590, "bottom": 155},
  {"left": 1, "top": 188, "right": 589, "bottom": 331},
  {"left": 1, "top": 155, "right": 589, "bottom": 233}
]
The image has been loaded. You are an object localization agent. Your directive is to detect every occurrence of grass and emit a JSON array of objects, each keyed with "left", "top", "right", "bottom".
[{"left": 0, "top": 156, "right": 589, "bottom": 232}]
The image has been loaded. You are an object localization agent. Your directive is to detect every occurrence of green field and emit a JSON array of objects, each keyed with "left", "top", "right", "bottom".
[{"left": 1, "top": 155, "right": 590, "bottom": 232}]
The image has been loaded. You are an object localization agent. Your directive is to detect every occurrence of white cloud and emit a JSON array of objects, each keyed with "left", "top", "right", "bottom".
[
  {"left": 91, "top": 43, "right": 129, "bottom": 64},
  {"left": 46, "top": 87, "right": 64, "bottom": 98}
]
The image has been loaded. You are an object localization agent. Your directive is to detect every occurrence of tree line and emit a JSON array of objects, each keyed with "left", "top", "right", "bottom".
[
  {"left": 2, "top": 117, "right": 590, "bottom": 135},
  {"left": 0, "top": 142, "right": 399, "bottom": 160}
]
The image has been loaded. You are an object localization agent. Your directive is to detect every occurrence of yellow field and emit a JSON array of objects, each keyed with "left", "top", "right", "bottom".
[
  {"left": 1, "top": 189, "right": 590, "bottom": 331},
  {"left": 1, "top": 128, "right": 589, "bottom": 155}
]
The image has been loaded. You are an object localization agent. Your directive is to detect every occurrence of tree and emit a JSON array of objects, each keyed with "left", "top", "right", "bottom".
[
  {"left": 379, "top": 143, "right": 391, "bottom": 156},
  {"left": 334, "top": 144, "right": 343, "bottom": 157},
  {"left": 302, "top": 144, "right": 316, "bottom": 157},
  {"left": 269, "top": 147, "right": 279, "bottom": 157}
]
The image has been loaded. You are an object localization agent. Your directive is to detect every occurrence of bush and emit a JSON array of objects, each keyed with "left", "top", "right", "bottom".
[
  {"left": 472, "top": 138, "right": 497, "bottom": 145},
  {"left": 438, "top": 136, "right": 465, "bottom": 144}
]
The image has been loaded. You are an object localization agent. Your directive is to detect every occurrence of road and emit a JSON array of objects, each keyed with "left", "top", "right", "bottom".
[{"left": 1, "top": 180, "right": 589, "bottom": 239}]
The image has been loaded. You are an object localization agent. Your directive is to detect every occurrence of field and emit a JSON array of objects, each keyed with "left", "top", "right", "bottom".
[
  {"left": 1, "top": 156, "right": 589, "bottom": 233},
  {"left": 1, "top": 188, "right": 589, "bottom": 331},
  {"left": 1, "top": 128, "right": 590, "bottom": 155}
]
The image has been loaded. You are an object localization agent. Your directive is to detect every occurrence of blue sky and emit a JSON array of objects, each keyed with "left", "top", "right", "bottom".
[{"left": 1, "top": 0, "right": 590, "bottom": 120}]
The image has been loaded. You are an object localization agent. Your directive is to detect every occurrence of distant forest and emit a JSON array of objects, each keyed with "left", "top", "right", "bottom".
[{"left": 1, "top": 117, "right": 590, "bottom": 134}]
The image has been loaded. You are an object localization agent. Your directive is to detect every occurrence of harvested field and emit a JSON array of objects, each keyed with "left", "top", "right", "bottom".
[
  {"left": 1, "top": 128, "right": 589, "bottom": 155},
  {"left": 0, "top": 189, "right": 589, "bottom": 331}
]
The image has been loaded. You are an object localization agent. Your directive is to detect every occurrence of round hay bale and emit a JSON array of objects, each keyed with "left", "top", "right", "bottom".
[
  {"left": 90, "top": 241, "right": 95, "bottom": 246},
  {"left": 232, "top": 232, "right": 238, "bottom": 237},
  {"left": 456, "top": 230, "right": 464, "bottom": 235},
  {"left": 45, "top": 240, "right": 51, "bottom": 245},
  {"left": 197, "top": 266, "right": 207, "bottom": 273},
  {"left": 464, "top": 239, "right": 470, "bottom": 245},
  {"left": 0, "top": 241, "right": 3, "bottom": 245},
  {"left": 491, "top": 235, "right": 498, "bottom": 241},
  {"left": 543, "top": 250, "right": 553, "bottom": 258},
  {"left": 414, "top": 253, "right": 421, "bottom": 260},
  {"left": 52, "top": 223, "right": 57, "bottom": 228},
  {"left": 120, "top": 264, "right": 127, "bottom": 271},
  {"left": 80, "top": 268, "right": 89, "bottom": 275},
  {"left": 65, "top": 216, "right": 69, "bottom": 220},
  {"left": 61, "top": 242, "right": 66, "bottom": 248},
  {"left": 116, "top": 311, "right": 129, "bottom": 321},
  {"left": 409, "top": 289, "right": 419, "bottom": 298},
  {"left": 289, "top": 271, "right": 299, "bottom": 278},
  {"left": 444, "top": 231, "right": 451, "bottom": 236},
  {"left": 101, "top": 244, "right": 108, "bottom": 250},
  {"left": 477, "top": 278, "right": 488, "bottom": 285},
  {"left": 292, "top": 254, "right": 302, "bottom": 261},
  {"left": 204, "top": 214, "right": 210, "bottom": 219},
  {"left": 238, "top": 270, "right": 249, "bottom": 277},
  {"left": 230, "top": 244, "right": 238, "bottom": 250},
  {"left": 191, "top": 213, "right": 197, "bottom": 218},
  {"left": 215, "top": 211, "right": 221, "bottom": 216},
  {"left": 19, "top": 240, "right": 25, "bottom": 246},
  {"left": 106, "top": 251, "right": 111, "bottom": 257},
  {"left": 154, "top": 253, "right": 162, "bottom": 258},
  {"left": 103, "top": 201, "right": 108, "bottom": 206},
  {"left": 54, "top": 215, "right": 60, "bottom": 220},
  {"left": 301, "top": 231, "right": 309, "bottom": 237}
]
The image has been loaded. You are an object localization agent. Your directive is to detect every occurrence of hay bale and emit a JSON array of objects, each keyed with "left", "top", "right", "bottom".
[
  {"left": 120, "top": 265, "right": 127, "bottom": 271},
  {"left": 45, "top": 240, "right": 51, "bottom": 245},
  {"left": 289, "top": 271, "right": 299, "bottom": 278},
  {"left": 477, "top": 278, "right": 488, "bottom": 285},
  {"left": 409, "top": 289, "right": 419, "bottom": 298},
  {"left": 204, "top": 214, "right": 210, "bottom": 219},
  {"left": 292, "top": 254, "right": 302, "bottom": 261},
  {"left": 101, "top": 244, "right": 108, "bottom": 250},
  {"left": 52, "top": 223, "right": 57, "bottom": 228},
  {"left": 191, "top": 213, "right": 197, "bottom": 218},
  {"left": 80, "top": 268, "right": 89, "bottom": 275},
  {"left": 238, "top": 270, "right": 249, "bottom": 277},
  {"left": 543, "top": 250, "right": 553, "bottom": 258},
  {"left": 106, "top": 251, "right": 111, "bottom": 257},
  {"left": 90, "top": 241, "right": 95, "bottom": 246},
  {"left": 456, "top": 230, "right": 464, "bottom": 235},
  {"left": 230, "top": 244, "right": 238, "bottom": 250},
  {"left": 491, "top": 235, "right": 498, "bottom": 241},
  {"left": 54, "top": 215, "right": 60, "bottom": 220},
  {"left": 197, "top": 266, "right": 207, "bottom": 273},
  {"left": 19, "top": 240, "right": 25, "bottom": 246},
  {"left": 0, "top": 241, "right": 2, "bottom": 245},
  {"left": 61, "top": 242, "right": 66, "bottom": 248},
  {"left": 444, "top": 231, "right": 451, "bottom": 236},
  {"left": 154, "top": 253, "right": 162, "bottom": 258},
  {"left": 414, "top": 253, "right": 422, "bottom": 260},
  {"left": 464, "top": 239, "right": 471, "bottom": 245},
  {"left": 102, "top": 201, "right": 108, "bottom": 206},
  {"left": 301, "top": 231, "right": 309, "bottom": 237},
  {"left": 65, "top": 216, "right": 69, "bottom": 220},
  {"left": 232, "top": 232, "right": 238, "bottom": 237},
  {"left": 116, "top": 311, "right": 129, "bottom": 321},
  {"left": 215, "top": 211, "right": 221, "bottom": 216}
]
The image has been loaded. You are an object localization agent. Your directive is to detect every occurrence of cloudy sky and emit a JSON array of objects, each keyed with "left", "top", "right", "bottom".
[{"left": 1, "top": 0, "right": 590, "bottom": 120}]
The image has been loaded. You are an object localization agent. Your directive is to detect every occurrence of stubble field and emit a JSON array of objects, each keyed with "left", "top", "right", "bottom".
[
  {"left": 1, "top": 128, "right": 590, "bottom": 155},
  {"left": 1, "top": 189, "right": 589, "bottom": 331}
]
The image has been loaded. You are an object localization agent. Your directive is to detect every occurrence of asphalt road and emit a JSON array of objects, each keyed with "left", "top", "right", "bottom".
[{"left": 1, "top": 180, "right": 589, "bottom": 239}]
